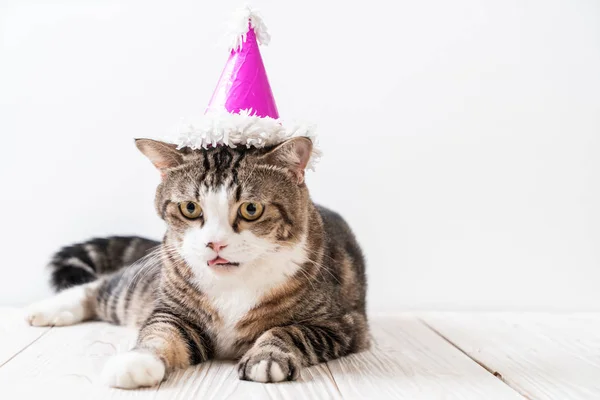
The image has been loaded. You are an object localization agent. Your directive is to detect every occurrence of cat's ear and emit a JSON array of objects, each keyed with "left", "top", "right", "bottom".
[
  {"left": 135, "top": 139, "right": 184, "bottom": 177},
  {"left": 260, "top": 137, "right": 313, "bottom": 184}
]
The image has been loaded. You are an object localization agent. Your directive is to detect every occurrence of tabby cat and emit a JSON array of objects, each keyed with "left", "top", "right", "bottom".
[{"left": 25, "top": 137, "right": 368, "bottom": 388}]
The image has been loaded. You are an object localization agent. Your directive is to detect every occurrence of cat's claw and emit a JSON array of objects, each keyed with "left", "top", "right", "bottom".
[{"left": 102, "top": 351, "right": 165, "bottom": 389}]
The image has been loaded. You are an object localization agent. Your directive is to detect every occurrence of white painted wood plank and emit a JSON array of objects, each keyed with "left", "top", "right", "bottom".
[
  {"left": 7, "top": 308, "right": 557, "bottom": 399},
  {"left": 155, "top": 358, "right": 342, "bottom": 399},
  {"left": 326, "top": 315, "right": 524, "bottom": 400},
  {"left": 0, "top": 308, "right": 341, "bottom": 399},
  {"left": 153, "top": 361, "right": 269, "bottom": 400},
  {"left": 0, "top": 307, "right": 50, "bottom": 367},
  {"left": 0, "top": 317, "right": 153, "bottom": 399},
  {"left": 423, "top": 313, "right": 600, "bottom": 400}
]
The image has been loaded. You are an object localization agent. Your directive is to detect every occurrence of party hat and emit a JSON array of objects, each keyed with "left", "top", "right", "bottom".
[
  {"left": 173, "top": 6, "right": 319, "bottom": 168},
  {"left": 206, "top": 7, "right": 278, "bottom": 118}
]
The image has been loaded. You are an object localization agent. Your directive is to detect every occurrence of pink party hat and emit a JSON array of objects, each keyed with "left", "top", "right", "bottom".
[
  {"left": 206, "top": 16, "right": 278, "bottom": 118},
  {"left": 173, "top": 6, "right": 319, "bottom": 168}
]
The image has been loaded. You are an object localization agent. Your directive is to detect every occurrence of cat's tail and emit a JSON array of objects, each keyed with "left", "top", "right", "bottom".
[{"left": 48, "top": 236, "right": 160, "bottom": 292}]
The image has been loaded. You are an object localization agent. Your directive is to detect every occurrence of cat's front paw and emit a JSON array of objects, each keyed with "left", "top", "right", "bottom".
[
  {"left": 25, "top": 298, "right": 81, "bottom": 327},
  {"left": 238, "top": 348, "right": 301, "bottom": 383},
  {"left": 101, "top": 350, "right": 165, "bottom": 389}
]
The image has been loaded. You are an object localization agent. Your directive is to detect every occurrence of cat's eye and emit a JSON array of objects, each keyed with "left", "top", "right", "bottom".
[
  {"left": 238, "top": 202, "right": 264, "bottom": 221},
  {"left": 178, "top": 201, "right": 203, "bottom": 219}
]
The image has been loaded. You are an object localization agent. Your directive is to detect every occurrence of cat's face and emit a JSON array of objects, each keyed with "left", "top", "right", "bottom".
[{"left": 136, "top": 138, "right": 313, "bottom": 280}]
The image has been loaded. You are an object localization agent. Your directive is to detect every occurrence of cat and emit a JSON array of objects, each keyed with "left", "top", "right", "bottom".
[{"left": 25, "top": 137, "right": 368, "bottom": 388}]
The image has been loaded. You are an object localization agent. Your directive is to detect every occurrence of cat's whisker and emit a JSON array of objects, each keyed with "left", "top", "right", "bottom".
[
  {"left": 292, "top": 262, "right": 319, "bottom": 292},
  {"left": 280, "top": 231, "right": 344, "bottom": 285}
]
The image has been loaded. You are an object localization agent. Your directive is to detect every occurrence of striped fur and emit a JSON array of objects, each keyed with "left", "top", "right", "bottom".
[
  {"left": 26, "top": 137, "right": 368, "bottom": 387},
  {"left": 48, "top": 236, "right": 159, "bottom": 291}
]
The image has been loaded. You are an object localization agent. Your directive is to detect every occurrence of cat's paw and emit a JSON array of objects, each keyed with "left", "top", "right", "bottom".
[
  {"left": 101, "top": 350, "right": 165, "bottom": 389},
  {"left": 25, "top": 297, "right": 83, "bottom": 327},
  {"left": 238, "top": 348, "right": 301, "bottom": 383},
  {"left": 26, "top": 308, "right": 77, "bottom": 327}
]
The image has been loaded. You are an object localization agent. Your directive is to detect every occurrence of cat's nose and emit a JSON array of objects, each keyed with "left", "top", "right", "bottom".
[{"left": 207, "top": 241, "right": 228, "bottom": 252}]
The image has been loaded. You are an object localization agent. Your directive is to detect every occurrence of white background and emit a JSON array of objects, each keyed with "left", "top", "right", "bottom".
[{"left": 1, "top": 0, "right": 599, "bottom": 311}]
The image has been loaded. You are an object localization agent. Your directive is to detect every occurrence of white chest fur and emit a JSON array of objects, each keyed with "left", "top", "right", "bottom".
[
  {"left": 207, "top": 288, "right": 261, "bottom": 358},
  {"left": 193, "top": 244, "right": 306, "bottom": 359}
]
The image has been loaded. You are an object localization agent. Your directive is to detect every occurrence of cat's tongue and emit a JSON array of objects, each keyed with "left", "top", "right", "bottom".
[{"left": 208, "top": 257, "right": 232, "bottom": 267}]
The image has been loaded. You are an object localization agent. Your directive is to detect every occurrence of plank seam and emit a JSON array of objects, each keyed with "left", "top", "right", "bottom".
[
  {"left": 418, "top": 318, "right": 531, "bottom": 400},
  {"left": 153, "top": 375, "right": 165, "bottom": 397},
  {"left": 324, "top": 363, "right": 343, "bottom": 398},
  {"left": 0, "top": 327, "right": 53, "bottom": 369}
]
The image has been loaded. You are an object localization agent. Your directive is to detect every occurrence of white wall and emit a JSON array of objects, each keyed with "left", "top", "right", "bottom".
[{"left": 1, "top": 0, "right": 599, "bottom": 311}]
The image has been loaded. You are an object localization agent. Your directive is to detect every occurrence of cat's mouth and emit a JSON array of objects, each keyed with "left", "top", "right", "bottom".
[{"left": 207, "top": 256, "right": 240, "bottom": 268}]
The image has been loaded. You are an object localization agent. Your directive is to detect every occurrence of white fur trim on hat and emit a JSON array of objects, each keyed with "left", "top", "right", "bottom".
[{"left": 172, "top": 109, "right": 321, "bottom": 170}]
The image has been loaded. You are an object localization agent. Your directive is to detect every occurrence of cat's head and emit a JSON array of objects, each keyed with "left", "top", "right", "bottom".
[{"left": 136, "top": 138, "right": 313, "bottom": 281}]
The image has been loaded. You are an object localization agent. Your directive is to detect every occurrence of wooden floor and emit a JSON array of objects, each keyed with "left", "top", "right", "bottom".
[{"left": 1, "top": 308, "right": 599, "bottom": 399}]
